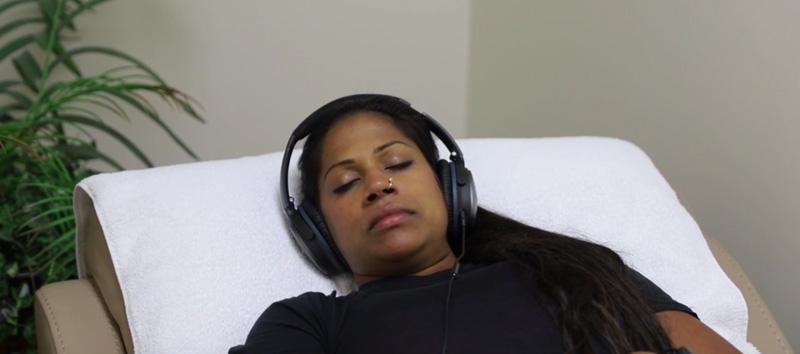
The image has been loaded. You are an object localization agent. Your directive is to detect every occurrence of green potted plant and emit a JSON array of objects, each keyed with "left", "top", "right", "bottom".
[{"left": 0, "top": 0, "right": 203, "bottom": 352}]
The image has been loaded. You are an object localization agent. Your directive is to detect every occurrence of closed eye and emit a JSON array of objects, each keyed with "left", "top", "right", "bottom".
[
  {"left": 333, "top": 180, "right": 357, "bottom": 194},
  {"left": 387, "top": 160, "right": 413, "bottom": 171},
  {"left": 332, "top": 161, "right": 413, "bottom": 195}
]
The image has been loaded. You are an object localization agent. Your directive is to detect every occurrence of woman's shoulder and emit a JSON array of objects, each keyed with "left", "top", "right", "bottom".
[
  {"left": 238, "top": 291, "right": 342, "bottom": 353},
  {"left": 625, "top": 267, "right": 697, "bottom": 318},
  {"left": 247, "top": 291, "right": 343, "bottom": 339},
  {"left": 284, "top": 290, "right": 340, "bottom": 302},
  {"left": 266, "top": 290, "right": 342, "bottom": 315}
]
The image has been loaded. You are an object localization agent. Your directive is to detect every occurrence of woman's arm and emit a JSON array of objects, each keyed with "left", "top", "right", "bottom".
[{"left": 656, "top": 310, "right": 741, "bottom": 354}]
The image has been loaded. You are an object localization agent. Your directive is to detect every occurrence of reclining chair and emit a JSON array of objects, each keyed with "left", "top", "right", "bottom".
[{"left": 34, "top": 138, "right": 793, "bottom": 354}]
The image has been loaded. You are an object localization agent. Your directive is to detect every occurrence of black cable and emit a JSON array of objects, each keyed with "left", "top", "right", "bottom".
[{"left": 440, "top": 210, "right": 467, "bottom": 354}]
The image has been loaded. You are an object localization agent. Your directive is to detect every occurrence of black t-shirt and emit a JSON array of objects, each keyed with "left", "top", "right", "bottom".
[{"left": 231, "top": 261, "right": 695, "bottom": 354}]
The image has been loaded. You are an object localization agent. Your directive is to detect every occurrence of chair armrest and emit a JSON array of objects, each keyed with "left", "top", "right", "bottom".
[
  {"left": 706, "top": 237, "right": 794, "bottom": 354},
  {"left": 35, "top": 279, "right": 126, "bottom": 354}
]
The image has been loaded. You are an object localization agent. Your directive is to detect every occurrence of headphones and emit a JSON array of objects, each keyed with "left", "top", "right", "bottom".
[{"left": 280, "top": 94, "right": 477, "bottom": 276}]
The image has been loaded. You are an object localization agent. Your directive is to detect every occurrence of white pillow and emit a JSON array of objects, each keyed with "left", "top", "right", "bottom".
[{"left": 75, "top": 137, "right": 756, "bottom": 354}]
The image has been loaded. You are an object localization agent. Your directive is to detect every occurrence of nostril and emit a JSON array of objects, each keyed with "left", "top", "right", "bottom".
[{"left": 367, "top": 193, "right": 377, "bottom": 202}]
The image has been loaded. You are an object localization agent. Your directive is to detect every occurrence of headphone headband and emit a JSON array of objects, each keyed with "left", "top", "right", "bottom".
[{"left": 281, "top": 94, "right": 464, "bottom": 212}]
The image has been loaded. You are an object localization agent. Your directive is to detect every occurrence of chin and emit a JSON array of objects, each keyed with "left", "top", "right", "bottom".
[{"left": 375, "top": 229, "right": 429, "bottom": 261}]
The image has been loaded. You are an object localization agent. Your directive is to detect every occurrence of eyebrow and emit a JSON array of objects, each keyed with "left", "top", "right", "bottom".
[{"left": 323, "top": 140, "right": 408, "bottom": 181}]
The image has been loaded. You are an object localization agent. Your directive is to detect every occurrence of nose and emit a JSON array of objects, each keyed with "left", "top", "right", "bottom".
[{"left": 365, "top": 172, "right": 395, "bottom": 203}]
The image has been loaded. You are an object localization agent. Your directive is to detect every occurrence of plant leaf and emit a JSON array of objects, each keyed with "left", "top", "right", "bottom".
[
  {"left": 6, "top": 262, "right": 19, "bottom": 277},
  {"left": 58, "top": 104, "right": 103, "bottom": 121},
  {"left": 49, "top": 114, "right": 154, "bottom": 167},
  {"left": 11, "top": 50, "right": 42, "bottom": 92},
  {"left": 51, "top": 40, "right": 80, "bottom": 76},
  {"left": 0, "top": 17, "right": 43, "bottom": 40},
  {"left": 50, "top": 46, "right": 166, "bottom": 84},
  {"left": 39, "top": 78, "right": 66, "bottom": 98},
  {"left": 109, "top": 91, "right": 198, "bottom": 159},
  {"left": 0, "top": 79, "right": 22, "bottom": 91},
  {"left": 62, "top": 0, "right": 109, "bottom": 26},
  {"left": 0, "top": 103, "right": 27, "bottom": 117},
  {"left": 17, "top": 205, "right": 73, "bottom": 231},
  {"left": 19, "top": 181, "right": 71, "bottom": 193},
  {"left": 38, "top": 0, "right": 76, "bottom": 31},
  {"left": 19, "top": 214, "right": 74, "bottom": 237},
  {"left": 0, "top": 34, "right": 37, "bottom": 63},
  {"left": 54, "top": 143, "right": 123, "bottom": 170},
  {"left": 67, "top": 97, "right": 125, "bottom": 118},
  {"left": 176, "top": 94, "right": 204, "bottom": 122},
  {"left": 33, "top": 29, "right": 48, "bottom": 51},
  {"left": 28, "top": 229, "right": 75, "bottom": 264},
  {"left": 0, "top": 0, "right": 36, "bottom": 16},
  {"left": 92, "top": 92, "right": 128, "bottom": 119},
  {"left": 23, "top": 194, "right": 72, "bottom": 211},
  {"left": 38, "top": 248, "right": 77, "bottom": 279},
  {"left": 0, "top": 89, "right": 32, "bottom": 108},
  {"left": 37, "top": 0, "right": 56, "bottom": 22}
]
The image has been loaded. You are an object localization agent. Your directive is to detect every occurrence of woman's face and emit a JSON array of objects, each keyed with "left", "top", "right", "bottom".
[{"left": 317, "top": 111, "right": 452, "bottom": 281}]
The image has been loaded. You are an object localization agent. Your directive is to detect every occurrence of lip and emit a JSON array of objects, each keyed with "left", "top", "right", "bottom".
[{"left": 369, "top": 203, "right": 415, "bottom": 232}]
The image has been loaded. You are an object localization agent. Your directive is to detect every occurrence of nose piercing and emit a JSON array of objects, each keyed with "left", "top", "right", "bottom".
[{"left": 387, "top": 177, "right": 393, "bottom": 190}]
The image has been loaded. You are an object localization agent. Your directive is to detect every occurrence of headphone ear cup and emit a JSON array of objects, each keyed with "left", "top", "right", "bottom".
[
  {"left": 436, "top": 159, "right": 457, "bottom": 243},
  {"left": 297, "top": 202, "right": 351, "bottom": 274},
  {"left": 456, "top": 165, "right": 478, "bottom": 229},
  {"left": 299, "top": 202, "right": 330, "bottom": 237}
]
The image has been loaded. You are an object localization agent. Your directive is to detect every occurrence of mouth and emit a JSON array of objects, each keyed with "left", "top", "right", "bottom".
[{"left": 369, "top": 206, "right": 415, "bottom": 232}]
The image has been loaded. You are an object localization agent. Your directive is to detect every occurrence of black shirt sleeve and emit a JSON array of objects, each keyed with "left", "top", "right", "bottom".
[
  {"left": 628, "top": 267, "right": 698, "bottom": 318},
  {"left": 229, "top": 292, "right": 332, "bottom": 354}
]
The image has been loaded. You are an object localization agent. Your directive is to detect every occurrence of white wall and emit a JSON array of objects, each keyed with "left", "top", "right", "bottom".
[
  {"left": 468, "top": 0, "right": 799, "bottom": 347},
  {"left": 69, "top": 0, "right": 470, "bottom": 168}
]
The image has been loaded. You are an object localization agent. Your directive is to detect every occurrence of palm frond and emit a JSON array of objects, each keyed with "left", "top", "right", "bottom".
[
  {"left": 1, "top": 89, "right": 33, "bottom": 108},
  {"left": 0, "top": 0, "right": 37, "bottom": 16},
  {"left": 0, "top": 17, "right": 43, "bottom": 40},
  {"left": 49, "top": 46, "right": 166, "bottom": 84},
  {"left": 0, "top": 33, "right": 38, "bottom": 63},
  {"left": 109, "top": 89, "right": 198, "bottom": 159},
  {"left": 11, "top": 50, "right": 42, "bottom": 92},
  {"left": 1, "top": 1, "right": 204, "bottom": 349}
]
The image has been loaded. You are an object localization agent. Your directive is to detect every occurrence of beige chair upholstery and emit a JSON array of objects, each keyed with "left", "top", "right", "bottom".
[
  {"left": 706, "top": 238, "right": 794, "bottom": 354},
  {"left": 34, "top": 193, "right": 794, "bottom": 354},
  {"left": 35, "top": 279, "right": 125, "bottom": 354}
]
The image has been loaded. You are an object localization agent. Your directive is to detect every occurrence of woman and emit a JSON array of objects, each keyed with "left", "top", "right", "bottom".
[{"left": 232, "top": 94, "right": 740, "bottom": 354}]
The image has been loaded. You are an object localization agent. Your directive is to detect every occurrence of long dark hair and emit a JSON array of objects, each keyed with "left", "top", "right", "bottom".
[{"left": 297, "top": 95, "right": 673, "bottom": 353}]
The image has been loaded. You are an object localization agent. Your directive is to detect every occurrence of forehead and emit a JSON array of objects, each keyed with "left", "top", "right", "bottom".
[{"left": 320, "top": 111, "right": 414, "bottom": 160}]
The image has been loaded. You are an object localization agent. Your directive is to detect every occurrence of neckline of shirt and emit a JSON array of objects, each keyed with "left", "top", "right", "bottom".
[{"left": 356, "top": 262, "right": 511, "bottom": 294}]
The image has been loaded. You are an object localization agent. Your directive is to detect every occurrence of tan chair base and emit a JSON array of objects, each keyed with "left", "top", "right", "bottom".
[{"left": 35, "top": 279, "right": 126, "bottom": 354}]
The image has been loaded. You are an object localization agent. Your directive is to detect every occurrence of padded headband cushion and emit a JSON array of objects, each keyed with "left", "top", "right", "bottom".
[{"left": 436, "top": 160, "right": 458, "bottom": 245}]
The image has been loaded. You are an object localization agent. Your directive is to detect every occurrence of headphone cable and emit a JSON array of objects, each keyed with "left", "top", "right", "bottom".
[{"left": 440, "top": 210, "right": 467, "bottom": 354}]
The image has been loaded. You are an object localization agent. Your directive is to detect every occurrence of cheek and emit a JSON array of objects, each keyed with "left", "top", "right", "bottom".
[
  {"left": 420, "top": 172, "right": 448, "bottom": 230},
  {"left": 320, "top": 198, "right": 356, "bottom": 246}
]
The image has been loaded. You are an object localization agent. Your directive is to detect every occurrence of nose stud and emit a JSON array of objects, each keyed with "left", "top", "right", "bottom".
[
  {"left": 369, "top": 178, "right": 395, "bottom": 202},
  {"left": 381, "top": 178, "right": 394, "bottom": 194}
]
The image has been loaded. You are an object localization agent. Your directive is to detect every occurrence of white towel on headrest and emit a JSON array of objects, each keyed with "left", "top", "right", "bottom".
[
  {"left": 458, "top": 138, "right": 757, "bottom": 353},
  {"left": 74, "top": 137, "right": 758, "bottom": 353}
]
